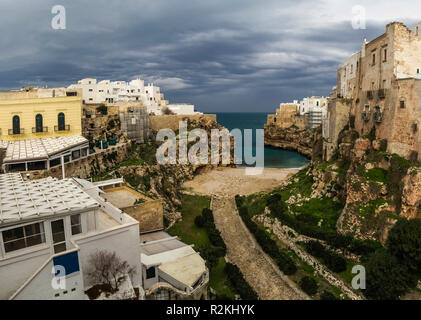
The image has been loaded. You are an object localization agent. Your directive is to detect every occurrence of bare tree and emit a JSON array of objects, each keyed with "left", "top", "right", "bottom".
[
  {"left": 86, "top": 250, "right": 135, "bottom": 292},
  {"left": 162, "top": 107, "right": 175, "bottom": 115}
]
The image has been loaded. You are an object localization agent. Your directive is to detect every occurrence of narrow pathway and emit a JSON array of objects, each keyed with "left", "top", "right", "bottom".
[{"left": 211, "top": 195, "right": 309, "bottom": 300}]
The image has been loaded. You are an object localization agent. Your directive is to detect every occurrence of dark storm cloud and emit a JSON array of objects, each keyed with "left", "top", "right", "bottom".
[{"left": 0, "top": 0, "right": 420, "bottom": 112}]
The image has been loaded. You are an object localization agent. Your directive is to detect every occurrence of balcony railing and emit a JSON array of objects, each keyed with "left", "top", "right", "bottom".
[
  {"left": 32, "top": 126, "right": 48, "bottom": 133},
  {"left": 378, "top": 89, "right": 386, "bottom": 99},
  {"left": 366, "top": 90, "right": 374, "bottom": 99},
  {"left": 54, "top": 124, "right": 70, "bottom": 132},
  {"left": 373, "top": 111, "right": 383, "bottom": 123},
  {"left": 8, "top": 128, "right": 24, "bottom": 135},
  {"left": 362, "top": 111, "right": 371, "bottom": 121}
]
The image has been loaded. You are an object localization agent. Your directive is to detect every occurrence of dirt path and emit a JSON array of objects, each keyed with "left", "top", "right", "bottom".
[{"left": 211, "top": 195, "right": 309, "bottom": 300}]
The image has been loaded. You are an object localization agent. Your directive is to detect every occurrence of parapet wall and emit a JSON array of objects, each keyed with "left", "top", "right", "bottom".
[{"left": 149, "top": 114, "right": 216, "bottom": 131}]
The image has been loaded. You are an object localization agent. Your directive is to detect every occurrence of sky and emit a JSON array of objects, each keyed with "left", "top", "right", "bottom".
[{"left": 1, "top": 0, "right": 421, "bottom": 113}]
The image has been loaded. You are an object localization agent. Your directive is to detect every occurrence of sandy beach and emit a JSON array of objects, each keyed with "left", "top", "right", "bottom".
[{"left": 183, "top": 167, "right": 300, "bottom": 196}]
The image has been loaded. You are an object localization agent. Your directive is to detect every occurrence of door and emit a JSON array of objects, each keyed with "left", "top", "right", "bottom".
[{"left": 51, "top": 219, "right": 66, "bottom": 254}]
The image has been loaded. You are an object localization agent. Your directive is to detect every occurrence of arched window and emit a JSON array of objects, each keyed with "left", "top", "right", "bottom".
[
  {"left": 35, "top": 114, "right": 43, "bottom": 132},
  {"left": 12, "top": 115, "right": 20, "bottom": 134},
  {"left": 58, "top": 112, "right": 65, "bottom": 131}
]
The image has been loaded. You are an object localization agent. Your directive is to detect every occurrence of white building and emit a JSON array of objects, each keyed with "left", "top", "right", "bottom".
[
  {"left": 0, "top": 174, "right": 143, "bottom": 300},
  {"left": 140, "top": 231, "right": 208, "bottom": 300},
  {"left": 337, "top": 52, "right": 361, "bottom": 99},
  {"left": 68, "top": 78, "right": 200, "bottom": 116},
  {"left": 298, "top": 96, "right": 327, "bottom": 116}
]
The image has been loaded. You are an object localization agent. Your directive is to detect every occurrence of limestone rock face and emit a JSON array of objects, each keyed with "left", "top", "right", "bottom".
[
  {"left": 401, "top": 167, "right": 421, "bottom": 219},
  {"left": 263, "top": 123, "right": 313, "bottom": 157}
]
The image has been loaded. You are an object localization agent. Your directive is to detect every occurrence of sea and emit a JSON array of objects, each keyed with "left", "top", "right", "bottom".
[{"left": 214, "top": 112, "right": 309, "bottom": 169}]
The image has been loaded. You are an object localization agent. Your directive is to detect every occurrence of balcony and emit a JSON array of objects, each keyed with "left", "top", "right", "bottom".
[
  {"left": 32, "top": 126, "right": 48, "bottom": 133},
  {"left": 378, "top": 89, "right": 386, "bottom": 99},
  {"left": 54, "top": 125, "right": 70, "bottom": 132},
  {"left": 373, "top": 111, "right": 383, "bottom": 123},
  {"left": 366, "top": 90, "right": 374, "bottom": 99},
  {"left": 8, "top": 128, "right": 24, "bottom": 135},
  {"left": 362, "top": 111, "right": 371, "bottom": 122}
]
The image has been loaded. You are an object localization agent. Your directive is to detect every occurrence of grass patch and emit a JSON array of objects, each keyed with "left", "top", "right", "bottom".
[
  {"left": 169, "top": 194, "right": 236, "bottom": 299},
  {"left": 169, "top": 194, "right": 211, "bottom": 247}
]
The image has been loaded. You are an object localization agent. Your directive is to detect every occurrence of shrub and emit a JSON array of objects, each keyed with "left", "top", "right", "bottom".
[
  {"left": 320, "top": 290, "right": 338, "bottom": 300},
  {"left": 225, "top": 263, "right": 258, "bottom": 300},
  {"left": 194, "top": 215, "right": 205, "bottom": 228},
  {"left": 299, "top": 276, "right": 318, "bottom": 296},
  {"left": 306, "top": 240, "right": 347, "bottom": 273},
  {"left": 365, "top": 249, "right": 417, "bottom": 300},
  {"left": 387, "top": 219, "right": 421, "bottom": 274}
]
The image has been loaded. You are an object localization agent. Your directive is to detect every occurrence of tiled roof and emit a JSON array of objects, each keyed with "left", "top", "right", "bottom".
[
  {"left": 1, "top": 135, "right": 88, "bottom": 162},
  {"left": 0, "top": 173, "right": 99, "bottom": 225}
]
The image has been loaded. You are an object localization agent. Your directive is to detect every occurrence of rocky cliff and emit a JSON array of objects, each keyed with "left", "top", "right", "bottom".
[
  {"left": 90, "top": 115, "right": 235, "bottom": 227},
  {"left": 264, "top": 123, "right": 322, "bottom": 159},
  {"left": 307, "top": 128, "right": 421, "bottom": 244}
]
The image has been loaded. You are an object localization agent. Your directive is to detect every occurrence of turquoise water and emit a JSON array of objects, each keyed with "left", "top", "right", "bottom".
[{"left": 214, "top": 112, "right": 309, "bottom": 169}]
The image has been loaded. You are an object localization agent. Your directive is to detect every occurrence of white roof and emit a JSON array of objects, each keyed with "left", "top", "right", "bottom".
[
  {"left": 140, "top": 245, "right": 196, "bottom": 268},
  {"left": 2, "top": 135, "right": 88, "bottom": 163},
  {"left": 0, "top": 173, "right": 99, "bottom": 225},
  {"left": 159, "top": 253, "right": 206, "bottom": 287}
]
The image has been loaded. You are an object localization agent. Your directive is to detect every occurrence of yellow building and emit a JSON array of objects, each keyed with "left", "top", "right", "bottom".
[
  {"left": 0, "top": 90, "right": 89, "bottom": 173},
  {"left": 0, "top": 95, "right": 82, "bottom": 141}
]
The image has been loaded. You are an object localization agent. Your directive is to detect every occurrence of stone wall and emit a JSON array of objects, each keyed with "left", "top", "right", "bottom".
[{"left": 149, "top": 114, "right": 216, "bottom": 131}]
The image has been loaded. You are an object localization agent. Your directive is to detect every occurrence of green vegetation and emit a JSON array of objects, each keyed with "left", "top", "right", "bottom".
[
  {"left": 168, "top": 194, "right": 237, "bottom": 299},
  {"left": 363, "top": 168, "right": 388, "bottom": 184},
  {"left": 363, "top": 219, "right": 421, "bottom": 300},
  {"left": 305, "top": 241, "right": 347, "bottom": 273},
  {"left": 299, "top": 276, "right": 318, "bottom": 296},
  {"left": 225, "top": 263, "right": 258, "bottom": 300},
  {"left": 169, "top": 194, "right": 211, "bottom": 247}
]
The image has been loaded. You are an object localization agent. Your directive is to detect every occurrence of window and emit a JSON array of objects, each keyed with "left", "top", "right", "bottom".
[
  {"left": 417, "top": 26, "right": 419, "bottom": 36},
  {"left": 400, "top": 100, "right": 405, "bottom": 109},
  {"left": 58, "top": 112, "right": 65, "bottom": 131},
  {"left": 12, "top": 115, "right": 20, "bottom": 134},
  {"left": 372, "top": 53, "right": 376, "bottom": 65},
  {"left": 417, "top": 68, "right": 420, "bottom": 75},
  {"left": 88, "top": 88, "right": 93, "bottom": 92},
  {"left": 35, "top": 114, "right": 43, "bottom": 133},
  {"left": 71, "top": 214, "right": 82, "bottom": 235},
  {"left": 383, "top": 80, "right": 386, "bottom": 89},
  {"left": 2, "top": 222, "right": 45, "bottom": 253},
  {"left": 146, "top": 267, "right": 156, "bottom": 279},
  {"left": 383, "top": 49, "right": 387, "bottom": 62}
]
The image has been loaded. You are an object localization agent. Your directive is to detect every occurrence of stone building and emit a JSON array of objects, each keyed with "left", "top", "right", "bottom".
[
  {"left": 266, "top": 102, "right": 307, "bottom": 130},
  {"left": 324, "top": 21, "right": 421, "bottom": 161}
]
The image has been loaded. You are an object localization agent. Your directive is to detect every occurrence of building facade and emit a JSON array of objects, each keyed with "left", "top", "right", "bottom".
[
  {"left": 323, "top": 21, "right": 421, "bottom": 161},
  {"left": 68, "top": 78, "right": 198, "bottom": 116},
  {"left": 0, "top": 174, "right": 143, "bottom": 300}
]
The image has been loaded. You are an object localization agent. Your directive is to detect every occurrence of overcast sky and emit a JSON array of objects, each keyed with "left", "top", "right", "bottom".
[{"left": 1, "top": 0, "right": 421, "bottom": 112}]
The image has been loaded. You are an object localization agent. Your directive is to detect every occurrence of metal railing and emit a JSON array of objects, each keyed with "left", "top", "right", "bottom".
[
  {"left": 362, "top": 111, "right": 371, "bottom": 121},
  {"left": 8, "top": 128, "right": 24, "bottom": 135},
  {"left": 54, "top": 124, "right": 70, "bottom": 132},
  {"left": 366, "top": 90, "right": 374, "bottom": 99},
  {"left": 378, "top": 89, "right": 386, "bottom": 99},
  {"left": 32, "top": 126, "right": 48, "bottom": 133},
  {"left": 373, "top": 111, "right": 383, "bottom": 123}
]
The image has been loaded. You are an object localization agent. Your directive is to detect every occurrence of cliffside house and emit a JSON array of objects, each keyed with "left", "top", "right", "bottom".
[{"left": 323, "top": 21, "right": 421, "bottom": 161}]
